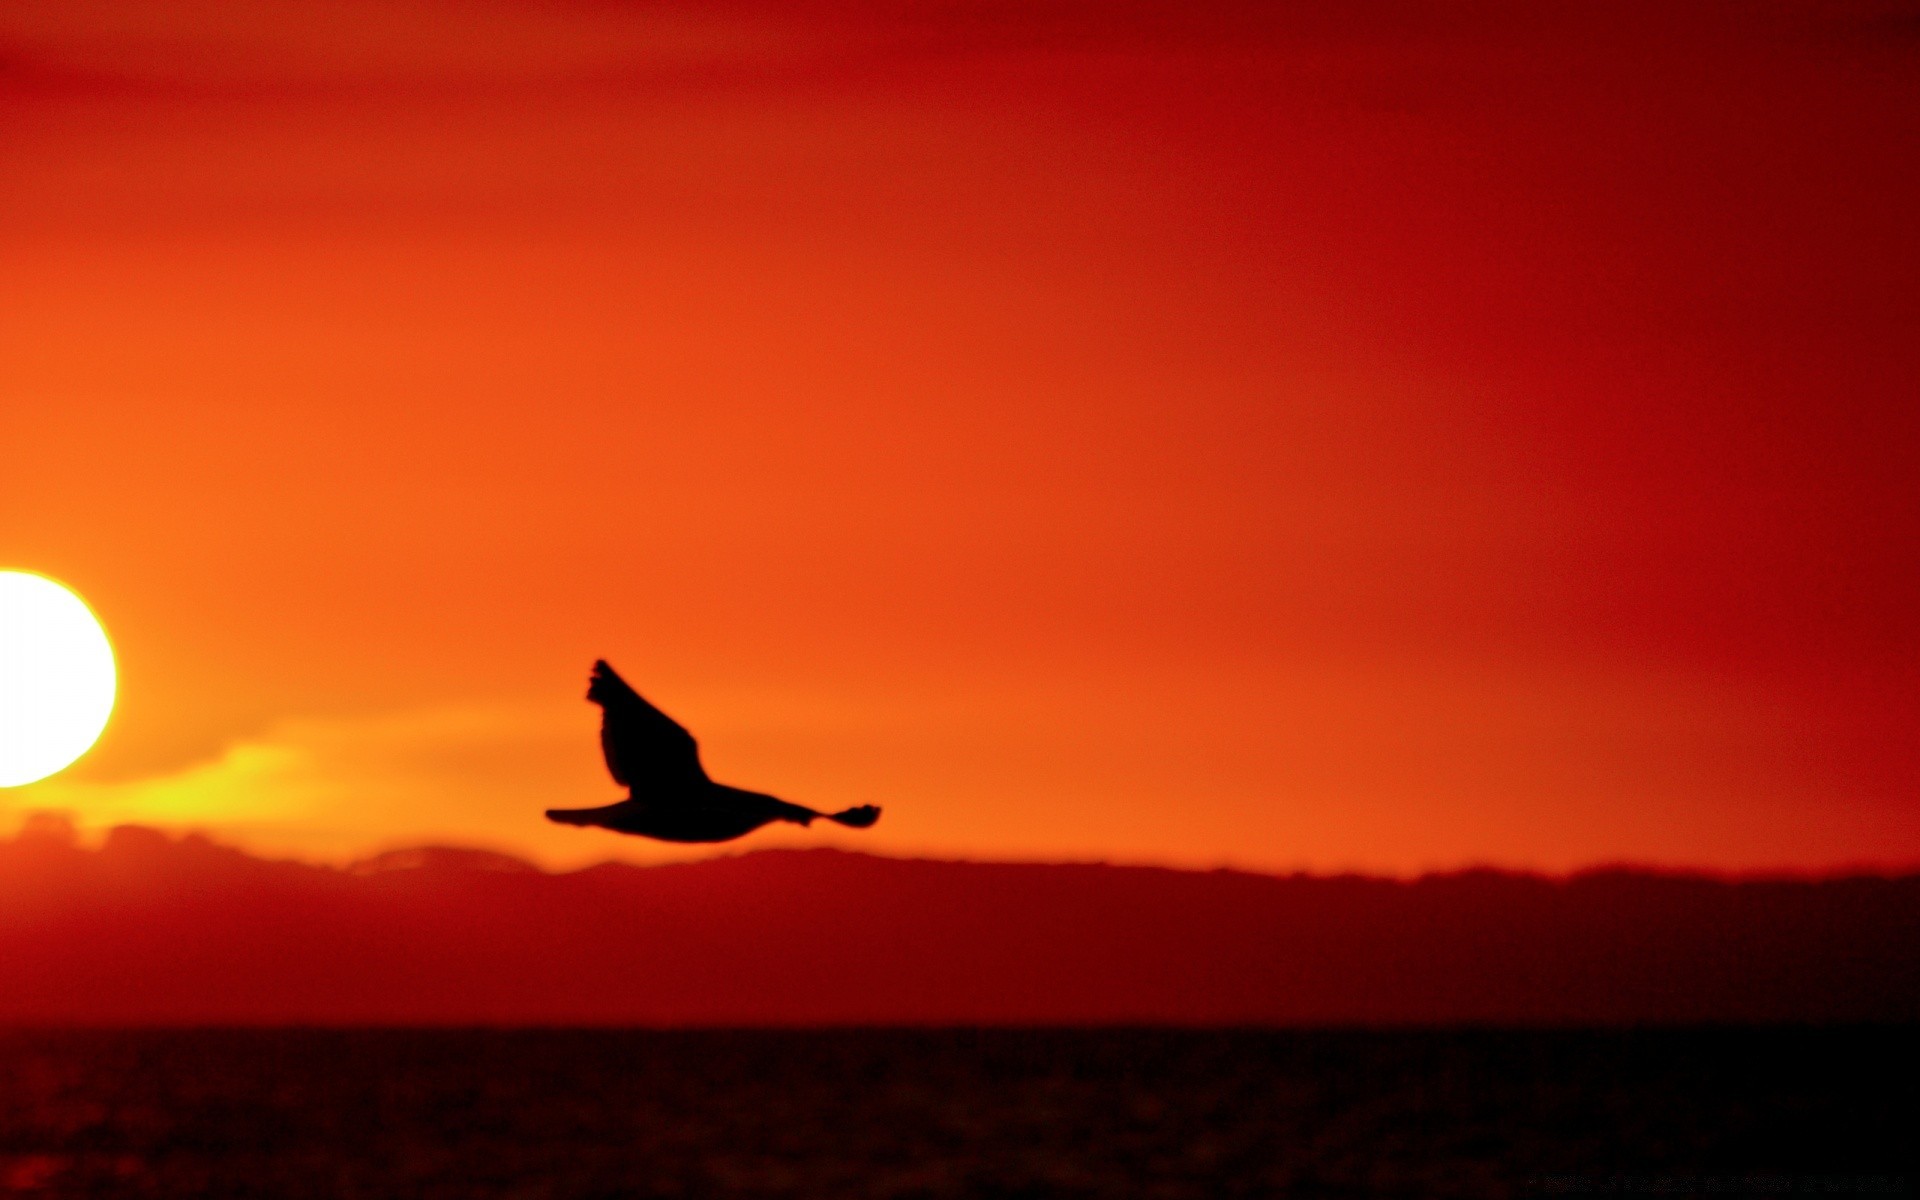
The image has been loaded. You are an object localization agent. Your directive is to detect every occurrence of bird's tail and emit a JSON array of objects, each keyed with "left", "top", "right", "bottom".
[{"left": 827, "top": 804, "right": 881, "bottom": 829}]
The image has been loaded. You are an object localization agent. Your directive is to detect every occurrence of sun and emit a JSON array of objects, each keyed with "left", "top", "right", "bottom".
[{"left": 0, "top": 571, "right": 117, "bottom": 787}]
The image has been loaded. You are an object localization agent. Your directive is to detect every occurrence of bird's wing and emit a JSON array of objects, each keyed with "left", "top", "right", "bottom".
[{"left": 587, "top": 660, "right": 708, "bottom": 788}]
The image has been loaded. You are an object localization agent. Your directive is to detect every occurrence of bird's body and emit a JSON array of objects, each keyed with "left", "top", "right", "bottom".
[
  {"left": 548, "top": 783, "right": 828, "bottom": 844},
  {"left": 545, "top": 661, "right": 880, "bottom": 844}
]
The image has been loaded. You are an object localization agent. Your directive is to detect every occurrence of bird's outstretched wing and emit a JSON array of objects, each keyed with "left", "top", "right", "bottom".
[{"left": 587, "top": 660, "right": 708, "bottom": 789}]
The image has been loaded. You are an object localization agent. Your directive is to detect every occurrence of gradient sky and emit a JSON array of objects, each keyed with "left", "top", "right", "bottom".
[{"left": 3, "top": 0, "right": 1916, "bottom": 873}]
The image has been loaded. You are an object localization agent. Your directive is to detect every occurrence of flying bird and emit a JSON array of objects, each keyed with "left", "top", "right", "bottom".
[{"left": 545, "top": 660, "right": 882, "bottom": 843}]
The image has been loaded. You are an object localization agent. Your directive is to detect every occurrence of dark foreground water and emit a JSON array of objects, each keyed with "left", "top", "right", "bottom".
[{"left": 0, "top": 1028, "right": 1910, "bottom": 1198}]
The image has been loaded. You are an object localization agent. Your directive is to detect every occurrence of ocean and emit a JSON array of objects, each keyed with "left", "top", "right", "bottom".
[{"left": 0, "top": 1028, "right": 1909, "bottom": 1198}]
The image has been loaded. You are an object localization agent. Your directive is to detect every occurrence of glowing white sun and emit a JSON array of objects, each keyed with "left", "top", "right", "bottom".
[{"left": 0, "top": 571, "right": 116, "bottom": 787}]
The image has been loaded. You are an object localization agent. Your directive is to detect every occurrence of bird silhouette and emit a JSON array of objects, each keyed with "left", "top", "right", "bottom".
[{"left": 545, "top": 660, "right": 882, "bottom": 843}]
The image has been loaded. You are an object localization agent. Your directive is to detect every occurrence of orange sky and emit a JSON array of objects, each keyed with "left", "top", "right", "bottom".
[{"left": 3, "top": 0, "right": 1916, "bottom": 874}]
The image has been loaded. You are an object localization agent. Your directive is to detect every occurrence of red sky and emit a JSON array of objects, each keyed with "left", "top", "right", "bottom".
[{"left": 2, "top": 0, "right": 1916, "bottom": 873}]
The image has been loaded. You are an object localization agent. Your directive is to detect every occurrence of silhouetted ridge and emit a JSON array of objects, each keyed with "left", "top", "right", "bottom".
[
  {"left": 1, "top": 827, "right": 1915, "bottom": 1025},
  {"left": 350, "top": 847, "right": 540, "bottom": 875}
]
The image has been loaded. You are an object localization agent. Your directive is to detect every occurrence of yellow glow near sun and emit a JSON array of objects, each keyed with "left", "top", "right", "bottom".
[{"left": 0, "top": 571, "right": 117, "bottom": 787}]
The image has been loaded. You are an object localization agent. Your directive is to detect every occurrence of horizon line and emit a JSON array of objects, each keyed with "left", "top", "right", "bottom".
[{"left": 8, "top": 815, "right": 1918, "bottom": 886}]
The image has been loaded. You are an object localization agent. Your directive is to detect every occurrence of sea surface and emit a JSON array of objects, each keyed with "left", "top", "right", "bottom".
[{"left": 0, "top": 1028, "right": 1910, "bottom": 1198}]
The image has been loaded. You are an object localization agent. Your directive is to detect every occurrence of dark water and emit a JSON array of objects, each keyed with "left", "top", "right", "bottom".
[{"left": 0, "top": 1028, "right": 1910, "bottom": 1198}]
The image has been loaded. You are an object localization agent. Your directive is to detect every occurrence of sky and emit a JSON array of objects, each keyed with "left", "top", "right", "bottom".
[{"left": 2, "top": 0, "right": 1916, "bottom": 874}]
